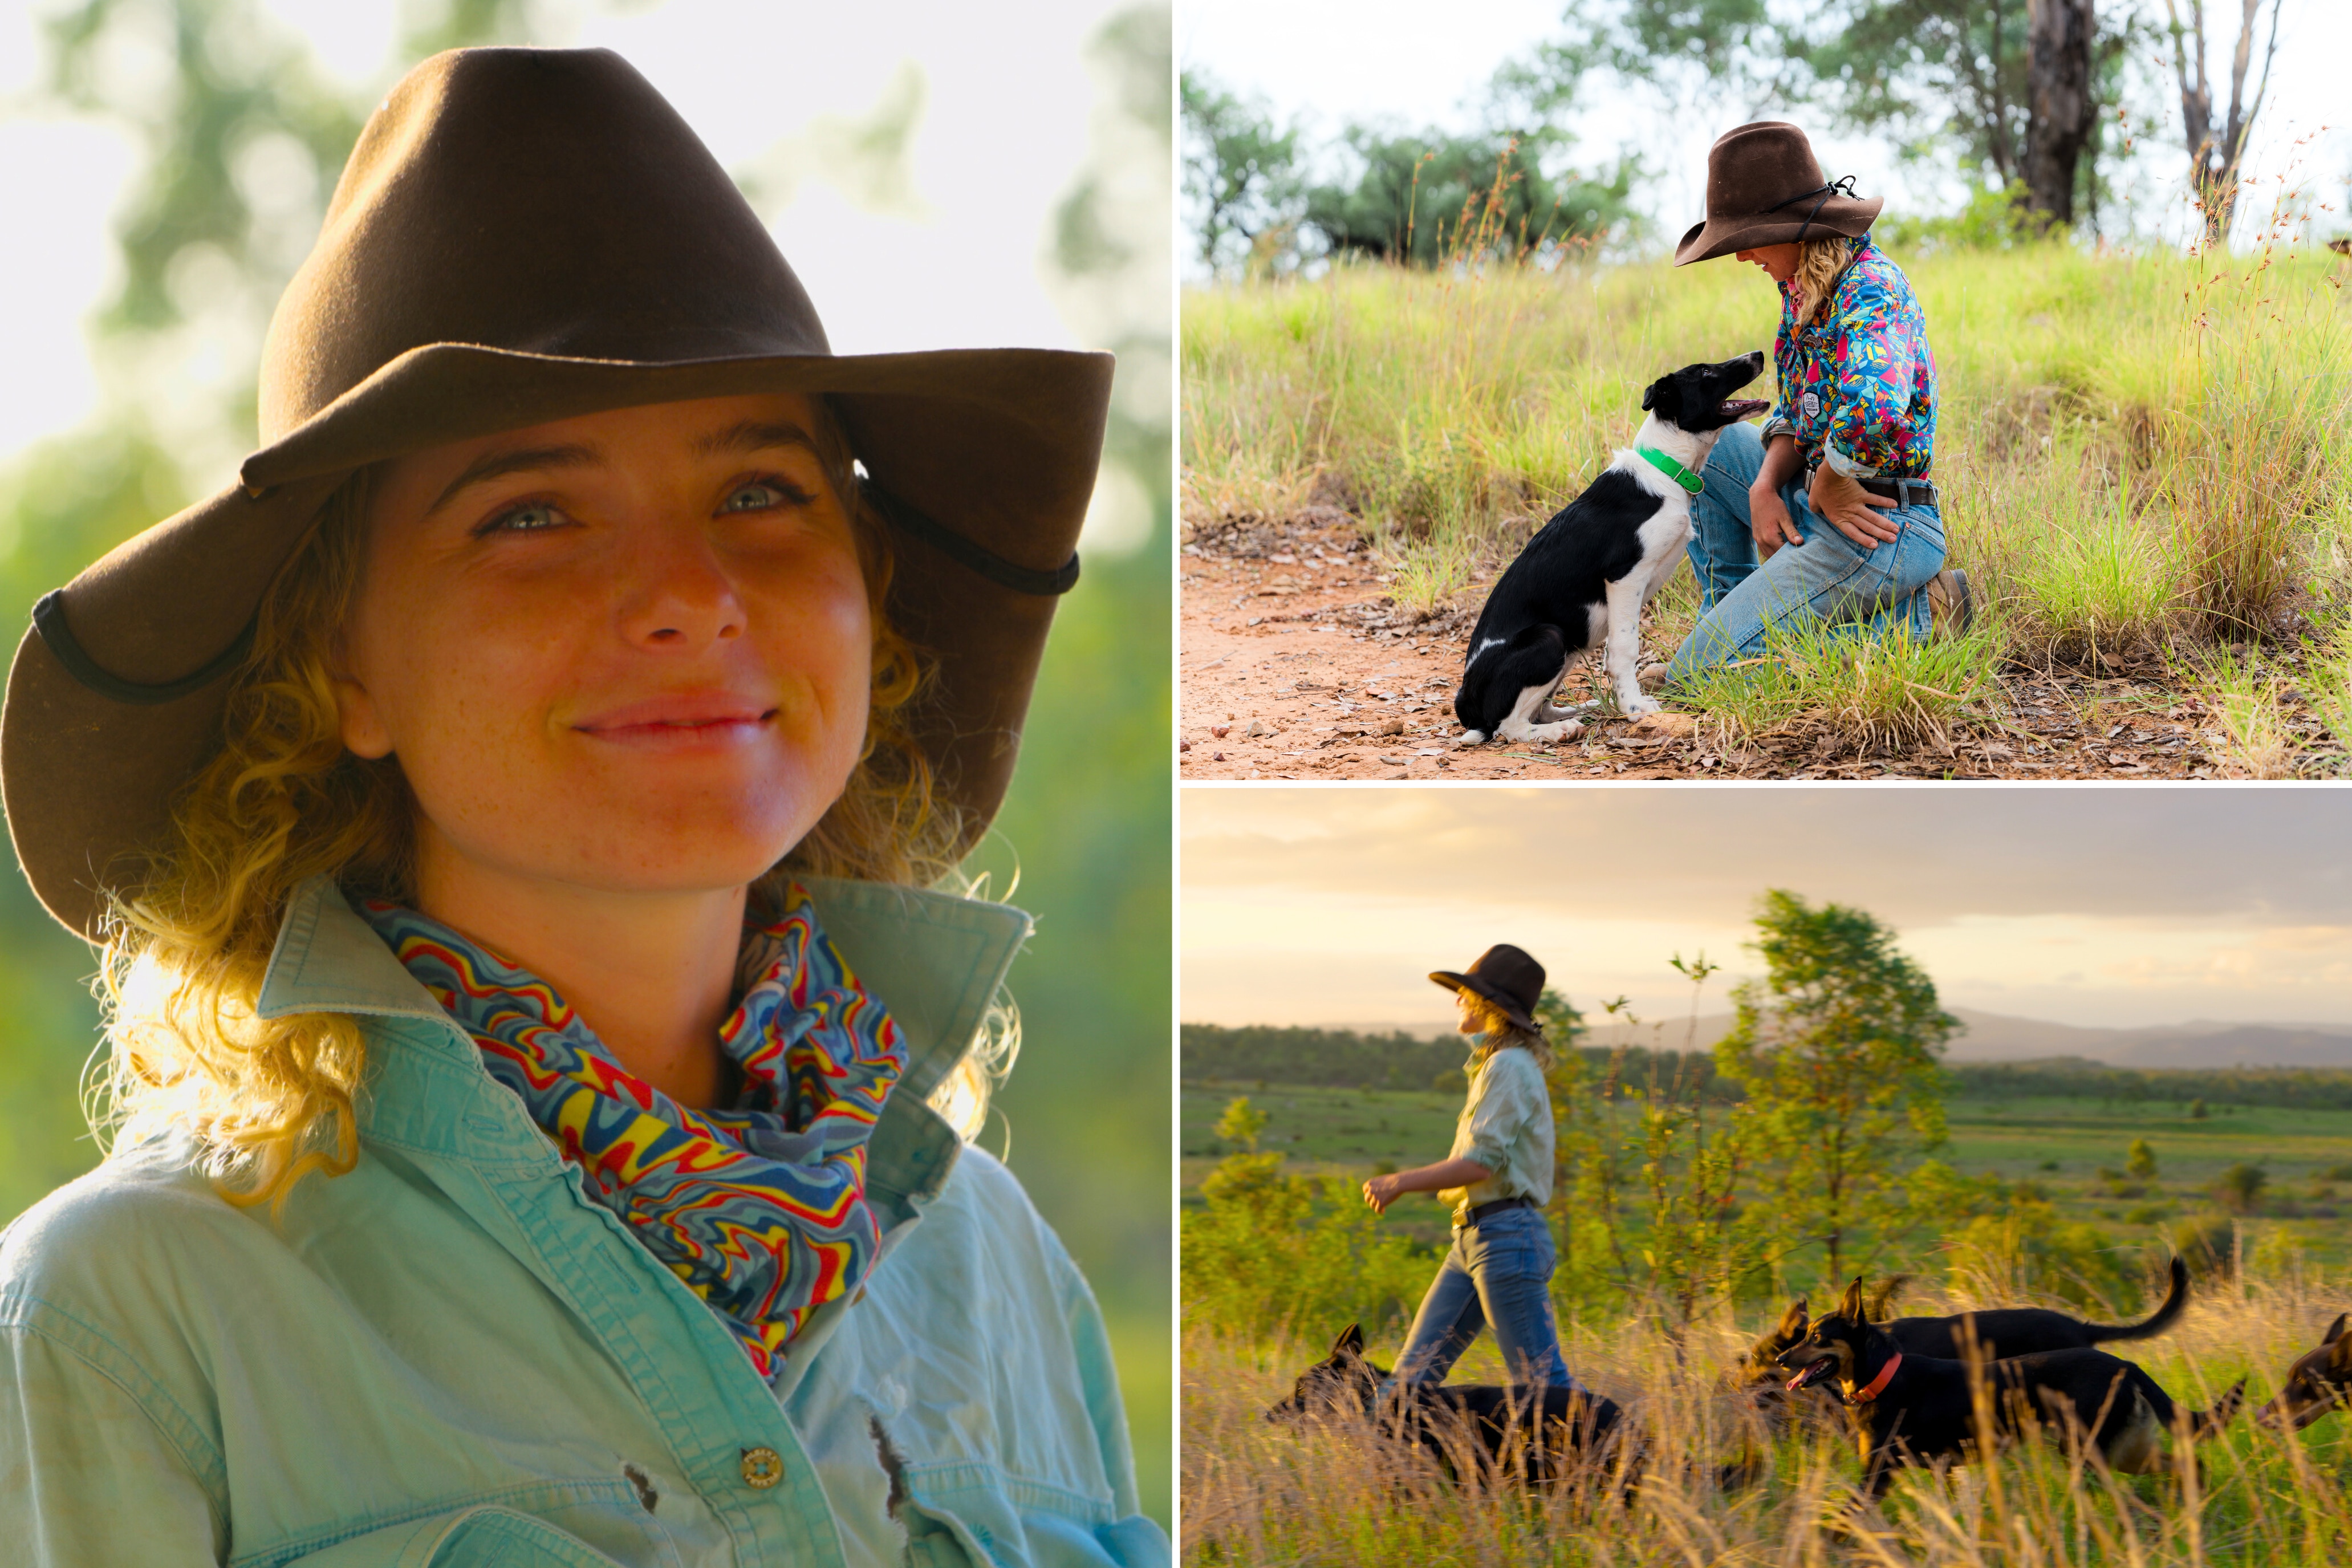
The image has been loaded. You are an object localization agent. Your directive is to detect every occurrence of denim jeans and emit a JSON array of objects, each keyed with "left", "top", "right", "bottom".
[
  {"left": 1391, "top": 1204, "right": 1579, "bottom": 1391},
  {"left": 1663, "top": 421, "right": 1945, "bottom": 685}
]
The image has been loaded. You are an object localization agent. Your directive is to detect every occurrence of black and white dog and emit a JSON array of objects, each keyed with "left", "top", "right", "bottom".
[{"left": 1454, "top": 353, "right": 1769, "bottom": 744}]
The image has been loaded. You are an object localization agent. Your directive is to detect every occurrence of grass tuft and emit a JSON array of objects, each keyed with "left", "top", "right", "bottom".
[{"left": 1672, "top": 618, "right": 2004, "bottom": 762}]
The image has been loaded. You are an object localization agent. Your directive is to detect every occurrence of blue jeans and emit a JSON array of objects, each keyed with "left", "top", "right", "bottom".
[
  {"left": 1391, "top": 1204, "right": 1579, "bottom": 1391},
  {"left": 1664, "top": 421, "right": 1945, "bottom": 685}
]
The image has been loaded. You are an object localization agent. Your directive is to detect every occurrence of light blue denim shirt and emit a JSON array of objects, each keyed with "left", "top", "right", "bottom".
[{"left": 0, "top": 875, "right": 1165, "bottom": 1568}]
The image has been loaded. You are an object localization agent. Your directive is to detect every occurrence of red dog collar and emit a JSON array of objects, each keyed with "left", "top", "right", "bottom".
[{"left": 1847, "top": 1352, "right": 1901, "bottom": 1407}]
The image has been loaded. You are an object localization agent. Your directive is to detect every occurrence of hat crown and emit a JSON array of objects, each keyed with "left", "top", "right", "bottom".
[
  {"left": 1466, "top": 944, "right": 1545, "bottom": 1013},
  {"left": 1703, "top": 121, "right": 1827, "bottom": 222},
  {"left": 258, "top": 47, "right": 830, "bottom": 444}
]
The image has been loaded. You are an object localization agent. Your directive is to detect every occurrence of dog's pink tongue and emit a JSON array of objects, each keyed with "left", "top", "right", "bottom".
[{"left": 1785, "top": 1369, "right": 1807, "bottom": 1392}]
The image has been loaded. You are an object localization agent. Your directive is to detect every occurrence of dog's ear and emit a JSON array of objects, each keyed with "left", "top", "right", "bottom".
[
  {"left": 1776, "top": 1299, "right": 1809, "bottom": 1338},
  {"left": 2325, "top": 1311, "right": 2349, "bottom": 1346},
  {"left": 1333, "top": 1323, "right": 1365, "bottom": 1359},
  {"left": 1838, "top": 1277, "right": 1866, "bottom": 1322},
  {"left": 2329, "top": 1322, "right": 2352, "bottom": 1376},
  {"left": 1641, "top": 372, "right": 1681, "bottom": 418}
]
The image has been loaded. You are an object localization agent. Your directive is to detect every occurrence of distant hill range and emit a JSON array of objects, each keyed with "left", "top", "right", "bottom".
[{"left": 1322, "top": 1009, "right": 2352, "bottom": 1070}]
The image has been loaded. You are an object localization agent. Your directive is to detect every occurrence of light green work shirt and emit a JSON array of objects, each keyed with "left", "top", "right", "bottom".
[
  {"left": 0, "top": 875, "right": 1165, "bottom": 1568},
  {"left": 1440, "top": 1043, "right": 1554, "bottom": 1215}
]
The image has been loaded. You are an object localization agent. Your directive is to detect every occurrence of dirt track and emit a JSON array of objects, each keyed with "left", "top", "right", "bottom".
[{"left": 1177, "top": 511, "right": 2335, "bottom": 782}]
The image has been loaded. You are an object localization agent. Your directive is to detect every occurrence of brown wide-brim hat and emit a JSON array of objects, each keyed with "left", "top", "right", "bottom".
[
  {"left": 2, "top": 47, "right": 1114, "bottom": 939},
  {"left": 1429, "top": 944, "right": 1546, "bottom": 1035},
  {"left": 1673, "top": 121, "right": 1883, "bottom": 266}
]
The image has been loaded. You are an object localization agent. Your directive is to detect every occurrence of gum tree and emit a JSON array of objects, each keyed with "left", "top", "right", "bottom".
[{"left": 1716, "top": 890, "right": 1957, "bottom": 1289}]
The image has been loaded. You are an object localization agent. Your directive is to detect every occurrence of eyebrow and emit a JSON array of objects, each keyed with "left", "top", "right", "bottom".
[
  {"left": 427, "top": 442, "right": 602, "bottom": 516},
  {"left": 692, "top": 419, "right": 820, "bottom": 460}
]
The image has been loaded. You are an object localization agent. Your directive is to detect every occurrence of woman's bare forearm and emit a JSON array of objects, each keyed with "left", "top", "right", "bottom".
[
  {"left": 1392, "top": 1157, "right": 1494, "bottom": 1194},
  {"left": 1753, "top": 433, "right": 1802, "bottom": 497}
]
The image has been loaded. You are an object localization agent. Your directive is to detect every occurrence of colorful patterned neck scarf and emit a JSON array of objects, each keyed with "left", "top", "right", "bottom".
[{"left": 359, "top": 882, "right": 905, "bottom": 1378}]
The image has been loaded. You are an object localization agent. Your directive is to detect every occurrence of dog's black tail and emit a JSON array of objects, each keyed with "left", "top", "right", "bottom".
[{"left": 2081, "top": 1256, "right": 2189, "bottom": 1346}]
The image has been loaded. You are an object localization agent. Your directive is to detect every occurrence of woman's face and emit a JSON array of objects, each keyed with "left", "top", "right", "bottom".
[
  {"left": 334, "top": 391, "right": 872, "bottom": 899},
  {"left": 1456, "top": 989, "right": 1487, "bottom": 1035},
  {"left": 1735, "top": 241, "right": 1801, "bottom": 283}
]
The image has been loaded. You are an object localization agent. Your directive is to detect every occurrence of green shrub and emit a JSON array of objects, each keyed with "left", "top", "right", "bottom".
[
  {"left": 1943, "top": 1195, "right": 2137, "bottom": 1311},
  {"left": 2213, "top": 1162, "right": 2268, "bottom": 1214},
  {"left": 1181, "top": 1152, "right": 1436, "bottom": 1341},
  {"left": 2172, "top": 1212, "right": 2238, "bottom": 1279}
]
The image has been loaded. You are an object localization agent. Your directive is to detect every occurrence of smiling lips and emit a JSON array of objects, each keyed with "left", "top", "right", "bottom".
[{"left": 572, "top": 693, "right": 777, "bottom": 748}]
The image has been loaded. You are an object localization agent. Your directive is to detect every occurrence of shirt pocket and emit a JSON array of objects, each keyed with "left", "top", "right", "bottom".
[
  {"left": 270, "top": 1490, "right": 675, "bottom": 1568},
  {"left": 901, "top": 1461, "right": 1167, "bottom": 1568}
]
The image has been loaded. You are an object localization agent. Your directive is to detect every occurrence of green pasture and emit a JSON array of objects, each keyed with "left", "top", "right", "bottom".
[
  {"left": 1182, "top": 245, "right": 2352, "bottom": 769},
  {"left": 1183, "top": 1079, "right": 2352, "bottom": 1272}
]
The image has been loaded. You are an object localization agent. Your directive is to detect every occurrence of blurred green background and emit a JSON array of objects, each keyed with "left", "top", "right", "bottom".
[{"left": 0, "top": 0, "right": 1169, "bottom": 1528}]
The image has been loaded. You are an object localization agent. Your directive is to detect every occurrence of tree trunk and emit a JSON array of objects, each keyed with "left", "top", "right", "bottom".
[
  {"left": 2024, "top": 0, "right": 2096, "bottom": 230},
  {"left": 2166, "top": 0, "right": 2282, "bottom": 250}
]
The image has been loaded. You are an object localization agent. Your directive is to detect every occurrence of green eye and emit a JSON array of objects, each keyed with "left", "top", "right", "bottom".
[
  {"left": 721, "top": 481, "right": 796, "bottom": 513},
  {"left": 484, "top": 502, "right": 564, "bottom": 534}
]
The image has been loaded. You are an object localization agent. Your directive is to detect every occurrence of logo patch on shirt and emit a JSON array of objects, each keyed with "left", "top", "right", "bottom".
[{"left": 1801, "top": 391, "right": 1822, "bottom": 420}]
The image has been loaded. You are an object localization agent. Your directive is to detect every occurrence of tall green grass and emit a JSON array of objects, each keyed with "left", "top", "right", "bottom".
[
  {"left": 1182, "top": 245, "right": 2352, "bottom": 748},
  {"left": 1185, "top": 1273, "right": 2352, "bottom": 1566}
]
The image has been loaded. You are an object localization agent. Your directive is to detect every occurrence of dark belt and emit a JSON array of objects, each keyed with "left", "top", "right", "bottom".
[
  {"left": 1457, "top": 1195, "right": 1538, "bottom": 1228},
  {"left": 1858, "top": 474, "right": 1937, "bottom": 508}
]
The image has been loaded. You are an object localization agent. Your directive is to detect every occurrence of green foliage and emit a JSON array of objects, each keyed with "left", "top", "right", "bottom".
[
  {"left": 1180, "top": 1152, "right": 1434, "bottom": 1342},
  {"left": 2127, "top": 1138, "right": 2159, "bottom": 1180},
  {"left": 1952, "top": 1061, "right": 2352, "bottom": 1111},
  {"left": 2214, "top": 1161, "right": 2268, "bottom": 1214},
  {"left": 1214, "top": 1096, "right": 1268, "bottom": 1153},
  {"left": 1179, "top": 69, "right": 1302, "bottom": 275},
  {"left": 1300, "top": 131, "right": 1635, "bottom": 268},
  {"left": 1942, "top": 1190, "right": 2143, "bottom": 1312},
  {"left": 2172, "top": 1211, "right": 2237, "bottom": 1278},
  {"left": 2193, "top": 1098, "right": 2210, "bottom": 1119},
  {"left": 1716, "top": 891, "right": 1956, "bottom": 1288},
  {"left": 1180, "top": 1023, "right": 1467, "bottom": 1091}
]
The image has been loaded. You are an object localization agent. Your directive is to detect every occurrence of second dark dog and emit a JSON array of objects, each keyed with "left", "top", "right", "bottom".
[
  {"left": 1776, "top": 1279, "right": 2243, "bottom": 1495},
  {"left": 2255, "top": 1311, "right": 2352, "bottom": 1429},
  {"left": 1265, "top": 1323, "right": 1630, "bottom": 1488}
]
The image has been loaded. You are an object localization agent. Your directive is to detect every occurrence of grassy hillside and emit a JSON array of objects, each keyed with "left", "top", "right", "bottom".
[{"left": 1182, "top": 245, "right": 2352, "bottom": 770}]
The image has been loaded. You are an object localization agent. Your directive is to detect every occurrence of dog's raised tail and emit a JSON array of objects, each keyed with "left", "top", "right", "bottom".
[{"left": 2085, "top": 1255, "right": 2190, "bottom": 1346}]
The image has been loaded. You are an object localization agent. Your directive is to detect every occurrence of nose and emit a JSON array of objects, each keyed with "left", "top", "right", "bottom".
[{"left": 616, "top": 520, "right": 746, "bottom": 652}]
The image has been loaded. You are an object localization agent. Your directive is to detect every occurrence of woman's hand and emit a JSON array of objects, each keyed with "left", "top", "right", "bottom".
[
  {"left": 1362, "top": 1173, "right": 1406, "bottom": 1214},
  {"left": 1750, "top": 481, "right": 1801, "bottom": 560},
  {"left": 1807, "top": 464, "right": 1902, "bottom": 549}
]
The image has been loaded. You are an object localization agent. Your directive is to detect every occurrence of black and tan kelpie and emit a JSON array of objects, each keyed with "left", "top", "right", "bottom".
[
  {"left": 2256, "top": 1311, "right": 2352, "bottom": 1429},
  {"left": 1734, "top": 1256, "right": 2192, "bottom": 1417},
  {"left": 1265, "top": 1324, "right": 1630, "bottom": 1487},
  {"left": 1775, "top": 1278, "right": 2243, "bottom": 1495}
]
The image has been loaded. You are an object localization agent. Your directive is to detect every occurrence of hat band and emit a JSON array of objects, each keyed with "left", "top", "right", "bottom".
[
  {"left": 864, "top": 482, "right": 1081, "bottom": 597},
  {"left": 32, "top": 590, "right": 255, "bottom": 706},
  {"left": 1761, "top": 174, "right": 1859, "bottom": 245}
]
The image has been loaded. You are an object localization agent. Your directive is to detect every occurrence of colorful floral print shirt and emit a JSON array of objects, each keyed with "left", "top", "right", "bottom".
[{"left": 1761, "top": 234, "right": 1937, "bottom": 480}]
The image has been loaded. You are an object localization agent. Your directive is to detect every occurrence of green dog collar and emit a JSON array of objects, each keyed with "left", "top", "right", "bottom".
[{"left": 1636, "top": 445, "right": 1705, "bottom": 495}]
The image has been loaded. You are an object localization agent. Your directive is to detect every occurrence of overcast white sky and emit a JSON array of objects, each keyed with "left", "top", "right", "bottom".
[
  {"left": 0, "top": 0, "right": 1157, "bottom": 519},
  {"left": 1182, "top": 787, "right": 2352, "bottom": 1033},
  {"left": 1179, "top": 0, "right": 2348, "bottom": 266}
]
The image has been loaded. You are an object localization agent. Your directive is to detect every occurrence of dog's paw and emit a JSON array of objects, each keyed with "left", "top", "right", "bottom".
[
  {"left": 1525, "top": 718, "right": 1585, "bottom": 743},
  {"left": 1458, "top": 729, "right": 1488, "bottom": 746},
  {"left": 1620, "top": 693, "right": 1664, "bottom": 717}
]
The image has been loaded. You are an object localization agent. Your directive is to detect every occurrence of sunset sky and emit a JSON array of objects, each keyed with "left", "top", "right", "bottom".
[{"left": 1181, "top": 787, "right": 2352, "bottom": 1032}]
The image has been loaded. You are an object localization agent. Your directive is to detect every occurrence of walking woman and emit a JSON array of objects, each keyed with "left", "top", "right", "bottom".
[
  {"left": 1660, "top": 121, "right": 1971, "bottom": 689},
  {"left": 1361, "top": 945, "right": 1584, "bottom": 1393},
  {"left": 0, "top": 48, "right": 1161, "bottom": 1568}
]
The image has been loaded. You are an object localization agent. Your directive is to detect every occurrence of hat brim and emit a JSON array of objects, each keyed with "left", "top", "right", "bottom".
[
  {"left": 1428, "top": 970, "right": 1542, "bottom": 1035},
  {"left": 2, "top": 342, "right": 1111, "bottom": 939},
  {"left": 1672, "top": 194, "right": 1883, "bottom": 266}
]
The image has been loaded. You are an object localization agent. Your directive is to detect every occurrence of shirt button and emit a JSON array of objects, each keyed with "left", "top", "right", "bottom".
[{"left": 740, "top": 1447, "right": 783, "bottom": 1489}]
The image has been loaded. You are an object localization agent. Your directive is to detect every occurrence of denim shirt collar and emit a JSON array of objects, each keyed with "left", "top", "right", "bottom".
[{"left": 253, "top": 872, "right": 1031, "bottom": 1212}]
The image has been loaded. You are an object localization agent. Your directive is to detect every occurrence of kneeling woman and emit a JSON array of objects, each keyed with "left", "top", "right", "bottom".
[
  {"left": 1662, "top": 121, "right": 1969, "bottom": 689},
  {"left": 0, "top": 48, "right": 1160, "bottom": 1568},
  {"left": 1362, "top": 947, "right": 1585, "bottom": 1394}
]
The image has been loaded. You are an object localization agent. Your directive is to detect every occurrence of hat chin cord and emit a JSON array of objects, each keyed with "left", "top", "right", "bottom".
[{"left": 1762, "top": 173, "right": 1859, "bottom": 244}]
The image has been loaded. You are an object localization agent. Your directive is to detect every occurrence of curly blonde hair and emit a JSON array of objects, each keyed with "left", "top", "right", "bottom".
[
  {"left": 1461, "top": 994, "right": 1553, "bottom": 1072},
  {"left": 1790, "top": 233, "right": 1859, "bottom": 328},
  {"left": 95, "top": 397, "right": 1011, "bottom": 1211}
]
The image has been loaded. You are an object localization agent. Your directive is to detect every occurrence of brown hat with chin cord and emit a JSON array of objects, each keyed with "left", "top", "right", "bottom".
[
  {"left": 1429, "top": 945, "right": 1547, "bottom": 1036},
  {"left": 1674, "top": 121, "right": 1883, "bottom": 266},
  {"left": 1, "top": 46, "right": 1114, "bottom": 941}
]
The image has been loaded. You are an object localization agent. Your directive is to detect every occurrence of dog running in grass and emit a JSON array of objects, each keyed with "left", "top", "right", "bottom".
[
  {"left": 1453, "top": 352, "right": 1768, "bottom": 746},
  {"left": 1737, "top": 1256, "right": 2192, "bottom": 1416},
  {"left": 1775, "top": 1278, "right": 2243, "bottom": 1496},
  {"left": 2256, "top": 1311, "right": 2352, "bottom": 1429},
  {"left": 1265, "top": 1324, "right": 1631, "bottom": 1489}
]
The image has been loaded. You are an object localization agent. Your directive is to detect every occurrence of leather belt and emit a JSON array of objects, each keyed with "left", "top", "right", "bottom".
[
  {"left": 1858, "top": 474, "right": 1937, "bottom": 508},
  {"left": 1457, "top": 1195, "right": 1538, "bottom": 1228}
]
